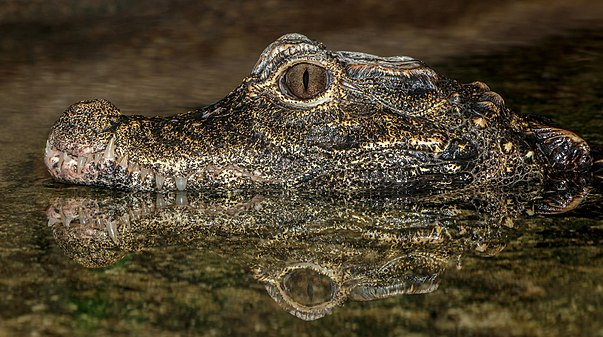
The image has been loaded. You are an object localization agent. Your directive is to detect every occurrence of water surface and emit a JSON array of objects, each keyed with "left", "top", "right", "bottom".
[{"left": 1, "top": 2, "right": 602, "bottom": 336}]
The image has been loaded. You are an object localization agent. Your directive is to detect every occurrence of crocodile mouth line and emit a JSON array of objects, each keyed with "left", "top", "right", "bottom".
[
  {"left": 44, "top": 138, "right": 269, "bottom": 191},
  {"left": 44, "top": 137, "right": 168, "bottom": 190},
  {"left": 47, "top": 198, "right": 129, "bottom": 246},
  {"left": 46, "top": 193, "right": 193, "bottom": 246}
]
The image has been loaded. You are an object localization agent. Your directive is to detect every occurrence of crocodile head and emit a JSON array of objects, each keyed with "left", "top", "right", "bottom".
[{"left": 45, "top": 33, "right": 592, "bottom": 193}]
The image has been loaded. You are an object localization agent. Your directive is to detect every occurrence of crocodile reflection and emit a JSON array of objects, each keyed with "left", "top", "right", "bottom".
[{"left": 46, "top": 187, "right": 587, "bottom": 320}]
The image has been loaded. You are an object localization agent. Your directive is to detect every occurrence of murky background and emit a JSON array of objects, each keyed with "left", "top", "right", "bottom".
[{"left": 1, "top": 1, "right": 602, "bottom": 336}]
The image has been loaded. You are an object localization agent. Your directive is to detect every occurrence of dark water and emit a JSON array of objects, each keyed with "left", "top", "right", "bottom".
[{"left": 1, "top": 2, "right": 603, "bottom": 336}]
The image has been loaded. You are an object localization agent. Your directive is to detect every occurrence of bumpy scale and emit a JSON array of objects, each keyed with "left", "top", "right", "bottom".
[{"left": 45, "top": 33, "right": 593, "bottom": 193}]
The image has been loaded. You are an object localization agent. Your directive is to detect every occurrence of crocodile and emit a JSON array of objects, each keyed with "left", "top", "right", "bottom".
[{"left": 44, "top": 33, "right": 594, "bottom": 194}]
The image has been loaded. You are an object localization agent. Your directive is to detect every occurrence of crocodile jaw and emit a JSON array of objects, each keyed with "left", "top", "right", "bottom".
[
  {"left": 44, "top": 98, "right": 268, "bottom": 191},
  {"left": 45, "top": 137, "right": 268, "bottom": 192}
]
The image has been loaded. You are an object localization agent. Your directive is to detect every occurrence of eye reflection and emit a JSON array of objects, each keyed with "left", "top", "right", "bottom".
[
  {"left": 280, "top": 63, "right": 329, "bottom": 100},
  {"left": 281, "top": 268, "right": 337, "bottom": 307}
]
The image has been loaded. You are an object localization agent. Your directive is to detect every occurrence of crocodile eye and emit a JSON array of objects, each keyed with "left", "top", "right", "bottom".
[{"left": 280, "top": 63, "right": 329, "bottom": 100}]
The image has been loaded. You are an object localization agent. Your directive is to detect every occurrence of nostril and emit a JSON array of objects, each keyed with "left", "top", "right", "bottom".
[{"left": 48, "top": 99, "right": 122, "bottom": 156}]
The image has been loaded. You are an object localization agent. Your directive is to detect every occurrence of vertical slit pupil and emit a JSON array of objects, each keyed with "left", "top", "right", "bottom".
[
  {"left": 302, "top": 68, "right": 310, "bottom": 91},
  {"left": 281, "top": 63, "right": 328, "bottom": 100}
]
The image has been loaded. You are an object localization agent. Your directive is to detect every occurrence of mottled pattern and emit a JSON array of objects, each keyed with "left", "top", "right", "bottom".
[
  {"left": 47, "top": 192, "right": 519, "bottom": 320},
  {"left": 45, "top": 33, "right": 592, "bottom": 193}
]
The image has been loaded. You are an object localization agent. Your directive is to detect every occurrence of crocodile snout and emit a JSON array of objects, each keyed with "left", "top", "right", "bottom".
[
  {"left": 48, "top": 99, "right": 122, "bottom": 156},
  {"left": 45, "top": 99, "right": 123, "bottom": 183}
]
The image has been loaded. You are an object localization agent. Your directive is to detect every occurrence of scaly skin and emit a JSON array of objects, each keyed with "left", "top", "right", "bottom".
[
  {"left": 44, "top": 33, "right": 592, "bottom": 193},
  {"left": 47, "top": 192, "right": 517, "bottom": 320}
]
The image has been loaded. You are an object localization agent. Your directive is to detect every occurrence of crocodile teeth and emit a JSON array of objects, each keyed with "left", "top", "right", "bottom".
[
  {"left": 45, "top": 140, "right": 58, "bottom": 157},
  {"left": 79, "top": 213, "right": 88, "bottom": 225},
  {"left": 128, "top": 162, "right": 139, "bottom": 175},
  {"left": 175, "top": 176, "right": 187, "bottom": 191},
  {"left": 117, "top": 154, "right": 129, "bottom": 170},
  {"left": 62, "top": 152, "right": 72, "bottom": 163},
  {"left": 47, "top": 217, "right": 60, "bottom": 226},
  {"left": 46, "top": 138, "right": 200, "bottom": 192},
  {"left": 175, "top": 192, "right": 188, "bottom": 206},
  {"left": 156, "top": 193, "right": 166, "bottom": 208},
  {"left": 76, "top": 156, "right": 87, "bottom": 174},
  {"left": 57, "top": 155, "right": 65, "bottom": 171},
  {"left": 93, "top": 152, "right": 103, "bottom": 163},
  {"left": 140, "top": 168, "right": 149, "bottom": 181},
  {"left": 103, "top": 136, "right": 116, "bottom": 161},
  {"left": 106, "top": 221, "right": 119, "bottom": 245},
  {"left": 63, "top": 215, "right": 74, "bottom": 227},
  {"left": 119, "top": 213, "right": 130, "bottom": 226},
  {"left": 140, "top": 168, "right": 153, "bottom": 182},
  {"left": 155, "top": 174, "right": 165, "bottom": 190}
]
